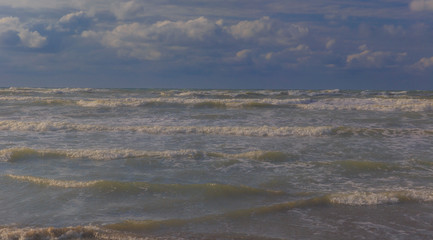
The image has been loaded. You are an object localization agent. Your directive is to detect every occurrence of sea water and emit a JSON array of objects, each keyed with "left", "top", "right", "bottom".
[{"left": 0, "top": 88, "right": 432, "bottom": 239}]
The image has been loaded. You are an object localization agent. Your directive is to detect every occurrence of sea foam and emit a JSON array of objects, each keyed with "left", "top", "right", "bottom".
[
  {"left": 0, "top": 120, "right": 334, "bottom": 137},
  {"left": 329, "top": 189, "right": 433, "bottom": 205},
  {"left": 0, "top": 147, "right": 296, "bottom": 162},
  {"left": 297, "top": 98, "right": 433, "bottom": 112}
]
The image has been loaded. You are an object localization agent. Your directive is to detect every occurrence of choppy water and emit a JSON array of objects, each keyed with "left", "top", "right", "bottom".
[{"left": 1, "top": 87, "right": 432, "bottom": 239}]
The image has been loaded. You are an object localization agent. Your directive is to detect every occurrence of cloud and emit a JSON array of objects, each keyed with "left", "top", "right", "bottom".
[
  {"left": 80, "top": 17, "right": 310, "bottom": 60},
  {"left": 82, "top": 16, "right": 310, "bottom": 62},
  {"left": 0, "top": 17, "right": 46, "bottom": 48},
  {"left": 59, "top": 11, "right": 86, "bottom": 23},
  {"left": 55, "top": 11, "right": 92, "bottom": 32},
  {"left": 410, "top": 0, "right": 433, "bottom": 11},
  {"left": 346, "top": 45, "right": 406, "bottom": 68},
  {"left": 260, "top": 44, "right": 312, "bottom": 68},
  {"left": 288, "top": 44, "right": 310, "bottom": 52},
  {"left": 383, "top": 25, "right": 405, "bottom": 36},
  {"left": 411, "top": 56, "right": 433, "bottom": 70},
  {"left": 111, "top": 0, "right": 145, "bottom": 20},
  {"left": 236, "top": 49, "right": 252, "bottom": 59},
  {"left": 82, "top": 16, "right": 219, "bottom": 60},
  {"left": 325, "top": 39, "right": 336, "bottom": 49},
  {"left": 228, "top": 16, "right": 308, "bottom": 45}
]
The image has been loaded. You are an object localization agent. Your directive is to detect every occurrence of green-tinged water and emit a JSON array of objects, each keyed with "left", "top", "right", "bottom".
[{"left": 0, "top": 88, "right": 432, "bottom": 239}]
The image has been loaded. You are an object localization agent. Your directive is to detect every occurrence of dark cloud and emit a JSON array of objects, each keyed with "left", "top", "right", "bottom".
[{"left": 0, "top": 30, "right": 20, "bottom": 46}]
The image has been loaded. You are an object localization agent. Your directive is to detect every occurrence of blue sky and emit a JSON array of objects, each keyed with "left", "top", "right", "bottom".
[{"left": 0, "top": 0, "right": 432, "bottom": 89}]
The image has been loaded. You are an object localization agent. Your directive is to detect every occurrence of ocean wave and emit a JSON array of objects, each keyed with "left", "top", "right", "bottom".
[
  {"left": 2, "top": 120, "right": 432, "bottom": 138},
  {"left": 105, "top": 188, "right": 433, "bottom": 232},
  {"left": 0, "top": 96, "right": 75, "bottom": 105},
  {"left": 0, "top": 87, "right": 102, "bottom": 94},
  {"left": 104, "top": 197, "right": 329, "bottom": 233},
  {"left": 0, "top": 226, "right": 102, "bottom": 240},
  {"left": 5, "top": 174, "right": 284, "bottom": 198},
  {"left": 2, "top": 92, "right": 433, "bottom": 112},
  {"left": 0, "top": 225, "right": 276, "bottom": 240},
  {"left": 75, "top": 97, "right": 308, "bottom": 108},
  {"left": 0, "top": 147, "right": 297, "bottom": 162},
  {"left": 0, "top": 120, "right": 334, "bottom": 137},
  {"left": 0, "top": 95, "right": 309, "bottom": 108},
  {"left": 0, "top": 147, "right": 205, "bottom": 161},
  {"left": 330, "top": 160, "right": 401, "bottom": 172},
  {"left": 328, "top": 189, "right": 433, "bottom": 205},
  {"left": 297, "top": 98, "right": 433, "bottom": 112},
  {"left": 6, "top": 175, "right": 102, "bottom": 188},
  {"left": 330, "top": 126, "right": 433, "bottom": 137}
]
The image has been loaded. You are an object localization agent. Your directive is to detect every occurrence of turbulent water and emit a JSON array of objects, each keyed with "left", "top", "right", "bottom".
[{"left": 0, "top": 87, "right": 432, "bottom": 240}]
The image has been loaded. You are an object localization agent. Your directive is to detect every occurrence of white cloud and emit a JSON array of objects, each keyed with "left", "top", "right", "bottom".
[
  {"left": 410, "top": 0, "right": 433, "bottom": 11},
  {"left": 358, "top": 44, "right": 368, "bottom": 51},
  {"left": 236, "top": 49, "right": 252, "bottom": 59},
  {"left": 82, "top": 16, "right": 309, "bottom": 61},
  {"left": 289, "top": 44, "right": 310, "bottom": 52},
  {"left": 228, "top": 16, "right": 308, "bottom": 45},
  {"left": 326, "top": 39, "right": 336, "bottom": 49},
  {"left": 59, "top": 11, "right": 87, "bottom": 24},
  {"left": 54, "top": 11, "right": 92, "bottom": 32},
  {"left": 18, "top": 30, "right": 47, "bottom": 48},
  {"left": 411, "top": 56, "right": 433, "bottom": 70},
  {"left": 0, "top": 17, "right": 46, "bottom": 48},
  {"left": 261, "top": 45, "right": 312, "bottom": 68},
  {"left": 383, "top": 25, "right": 405, "bottom": 35},
  {"left": 82, "top": 17, "right": 219, "bottom": 60},
  {"left": 346, "top": 46, "right": 406, "bottom": 68},
  {"left": 111, "top": 0, "right": 145, "bottom": 20}
]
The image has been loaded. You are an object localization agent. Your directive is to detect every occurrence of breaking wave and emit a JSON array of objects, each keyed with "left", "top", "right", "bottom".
[
  {"left": 297, "top": 97, "right": 433, "bottom": 112},
  {"left": 5, "top": 175, "right": 101, "bottom": 188},
  {"left": 106, "top": 188, "right": 433, "bottom": 232},
  {"left": 2, "top": 91, "right": 433, "bottom": 111},
  {"left": 328, "top": 189, "right": 433, "bottom": 205},
  {"left": 0, "top": 96, "right": 309, "bottom": 108},
  {"left": 0, "top": 147, "right": 204, "bottom": 161},
  {"left": 330, "top": 126, "right": 433, "bottom": 137},
  {"left": 0, "top": 225, "right": 274, "bottom": 240},
  {"left": 5, "top": 174, "right": 284, "bottom": 198},
  {"left": 0, "top": 87, "right": 101, "bottom": 94},
  {"left": 0, "top": 226, "right": 103, "bottom": 240},
  {"left": 0, "top": 120, "right": 334, "bottom": 137},
  {"left": 0, "top": 147, "right": 297, "bottom": 163},
  {"left": 1, "top": 120, "right": 432, "bottom": 138}
]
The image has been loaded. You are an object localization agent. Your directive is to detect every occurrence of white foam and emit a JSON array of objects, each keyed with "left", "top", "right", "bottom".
[
  {"left": 0, "top": 226, "right": 115, "bottom": 240},
  {"left": 0, "top": 87, "right": 100, "bottom": 94},
  {"left": 0, "top": 147, "right": 205, "bottom": 161},
  {"left": 0, "top": 147, "right": 295, "bottom": 163},
  {"left": 332, "top": 126, "right": 433, "bottom": 137},
  {"left": 298, "top": 98, "right": 433, "bottom": 112},
  {"left": 75, "top": 97, "right": 309, "bottom": 108},
  {"left": 6, "top": 174, "right": 101, "bottom": 188},
  {"left": 0, "top": 95, "right": 309, "bottom": 107},
  {"left": 329, "top": 189, "right": 433, "bottom": 205},
  {"left": 0, "top": 120, "right": 333, "bottom": 137},
  {"left": 2, "top": 91, "right": 431, "bottom": 112},
  {"left": 72, "top": 96, "right": 433, "bottom": 112}
]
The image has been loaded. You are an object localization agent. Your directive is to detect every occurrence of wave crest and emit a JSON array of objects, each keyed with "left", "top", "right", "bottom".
[
  {"left": 298, "top": 98, "right": 433, "bottom": 112},
  {"left": 0, "top": 147, "right": 297, "bottom": 162},
  {"left": 0, "top": 226, "right": 100, "bottom": 240},
  {"left": 0, "top": 120, "right": 333, "bottom": 137},
  {"left": 4, "top": 174, "right": 284, "bottom": 198},
  {"left": 328, "top": 189, "right": 433, "bottom": 205}
]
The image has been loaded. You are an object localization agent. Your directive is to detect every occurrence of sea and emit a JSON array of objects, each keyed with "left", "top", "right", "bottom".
[{"left": 0, "top": 87, "right": 432, "bottom": 240}]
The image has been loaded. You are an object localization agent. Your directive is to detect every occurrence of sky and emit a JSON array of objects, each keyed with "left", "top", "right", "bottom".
[{"left": 0, "top": 0, "right": 432, "bottom": 89}]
